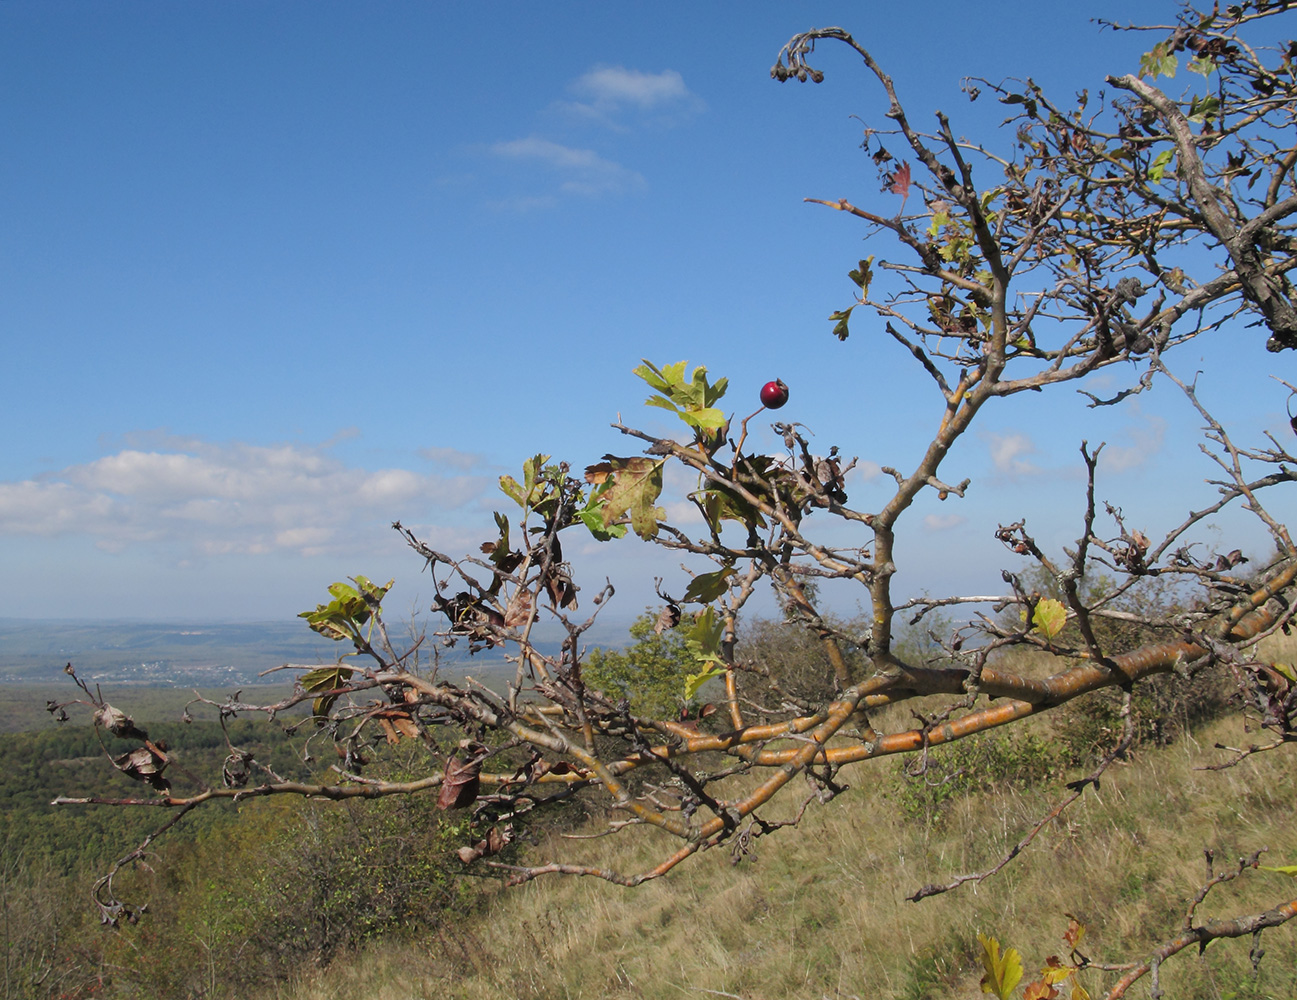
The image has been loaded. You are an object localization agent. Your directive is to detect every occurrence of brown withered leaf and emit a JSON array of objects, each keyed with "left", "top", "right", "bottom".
[
  {"left": 95, "top": 704, "right": 150, "bottom": 741},
  {"left": 545, "top": 571, "right": 578, "bottom": 610},
  {"left": 437, "top": 755, "right": 482, "bottom": 810},
  {"left": 456, "top": 825, "right": 514, "bottom": 865},
  {"left": 889, "top": 160, "right": 912, "bottom": 198},
  {"left": 112, "top": 744, "right": 170, "bottom": 792},
  {"left": 584, "top": 462, "right": 614, "bottom": 485},
  {"left": 504, "top": 589, "right": 534, "bottom": 627},
  {"left": 654, "top": 602, "right": 682, "bottom": 635},
  {"left": 378, "top": 718, "right": 400, "bottom": 744},
  {"left": 1022, "top": 981, "right": 1058, "bottom": 1000},
  {"left": 1215, "top": 548, "right": 1248, "bottom": 571}
]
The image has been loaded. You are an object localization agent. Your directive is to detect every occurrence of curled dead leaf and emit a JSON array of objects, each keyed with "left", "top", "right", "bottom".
[
  {"left": 437, "top": 755, "right": 482, "bottom": 810},
  {"left": 655, "top": 602, "right": 682, "bottom": 635},
  {"left": 95, "top": 704, "right": 150, "bottom": 741},
  {"left": 112, "top": 744, "right": 170, "bottom": 792}
]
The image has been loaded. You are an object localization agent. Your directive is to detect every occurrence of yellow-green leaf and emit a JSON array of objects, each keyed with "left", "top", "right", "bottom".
[
  {"left": 684, "top": 606, "right": 725, "bottom": 666},
  {"left": 596, "top": 456, "right": 665, "bottom": 541},
  {"left": 683, "top": 664, "right": 727, "bottom": 701},
  {"left": 1259, "top": 864, "right": 1297, "bottom": 877},
  {"left": 683, "top": 568, "right": 735, "bottom": 604},
  {"left": 300, "top": 665, "right": 355, "bottom": 720},
  {"left": 979, "top": 934, "right": 1024, "bottom": 1000},
  {"left": 1032, "top": 598, "right": 1067, "bottom": 639},
  {"left": 1272, "top": 662, "right": 1297, "bottom": 683}
]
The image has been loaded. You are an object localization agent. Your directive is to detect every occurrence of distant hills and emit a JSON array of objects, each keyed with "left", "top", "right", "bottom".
[{"left": 0, "top": 615, "right": 631, "bottom": 687}]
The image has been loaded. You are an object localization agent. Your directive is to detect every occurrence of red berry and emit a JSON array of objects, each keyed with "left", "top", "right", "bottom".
[{"left": 760, "top": 379, "right": 789, "bottom": 409}]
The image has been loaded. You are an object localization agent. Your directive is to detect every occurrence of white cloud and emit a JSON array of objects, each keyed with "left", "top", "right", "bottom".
[
  {"left": 923, "top": 513, "right": 967, "bottom": 532},
  {"left": 1098, "top": 408, "right": 1167, "bottom": 473},
  {"left": 557, "top": 66, "right": 703, "bottom": 128},
  {"left": 985, "top": 431, "right": 1041, "bottom": 477},
  {"left": 490, "top": 137, "right": 645, "bottom": 197},
  {"left": 573, "top": 66, "right": 690, "bottom": 108},
  {"left": 0, "top": 438, "right": 490, "bottom": 559},
  {"left": 851, "top": 460, "right": 882, "bottom": 484}
]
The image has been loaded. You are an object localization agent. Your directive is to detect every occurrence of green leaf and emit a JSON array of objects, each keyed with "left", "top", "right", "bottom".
[
  {"left": 576, "top": 481, "right": 629, "bottom": 541},
  {"left": 1188, "top": 94, "right": 1220, "bottom": 123},
  {"left": 500, "top": 455, "right": 552, "bottom": 509},
  {"left": 1032, "top": 598, "right": 1068, "bottom": 639},
  {"left": 829, "top": 306, "right": 854, "bottom": 341},
  {"left": 682, "top": 605, "right": 729, "bottom": 699},
  {"left": 299, "top": 577, "right": 391, "bottom": 644},
  {"left": 1188, "top": 55, "right": 1217, "bottom": 77},
  {"left": 1259, "top": 864, "right": 1297, "bottom": 877},
  {"left": 300, "top": 665, "right": 355, "bottom": 719},
  {"left": 577, "top": 507, "right": 627, "bottom": 540},
  {"left": 682, "top": 567, "right": 736, "bottom": 604},
  {"left": 632, "top": 360, "right": 729, "bottom": 438},
  {"left": 499, "top": 474, "right": 526, "bottom": 507},
  {"left": 848, "top": 256, "right": 874, "bottom": 295},
  {"left": 1139, "top": 43, "right": 1178, "bottom": 80},
  {"left": 594, "top": 456, "right": 665, "bottom": 541},
  {"left": 1147, "top": 149, "right": 1175, "bottom": 181},
  {"left": 978, "top": 934, "right": 1024, "bottom": 1000},
  {"left": 684, "top": 606, "right": 725, "bottom": 666},
  {"left": 698, "top": 486, "right": 766, "bottom": 533},
  {"left": 679, "top": 407, "right": 729, "bottom": 432},
  {"left": 683, "top": 664, "right": 727, "bottom": 701}
]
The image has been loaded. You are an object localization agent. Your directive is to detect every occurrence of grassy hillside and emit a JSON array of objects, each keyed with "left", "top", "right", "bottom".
[
  {"left": 3, "top": 638, "right": 1293, "bottom": 999},
  {"left": 262, "top": 641, "right": 1297, "bottom": 1000}
]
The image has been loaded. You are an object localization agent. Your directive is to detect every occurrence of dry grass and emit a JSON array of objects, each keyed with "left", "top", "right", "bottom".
[{"left": 262, "top": 697, "right": 1297, "bottom": 1000}]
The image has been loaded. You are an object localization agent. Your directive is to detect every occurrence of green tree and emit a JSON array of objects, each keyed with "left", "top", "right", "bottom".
[{"left": 584, "top": 610, "right": 703, "bottom": 719}]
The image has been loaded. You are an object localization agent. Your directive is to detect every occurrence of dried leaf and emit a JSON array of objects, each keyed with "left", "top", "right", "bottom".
[
  {"left": 890, "top": 161, "right": 912, "bottom": 198},
  {"left": 94, "top": 704, "right": 149, "bottom": 741},
  {"left": 456, "top": 825, "right": 513, "bottom": 864},
  {"left": 654, "top": 602, "right": 682, "bottom": 634},
  {"left": 112, "top": 744, "right": 170, "bottom": 792},
  {"left": 584, "top": 462, "right": 614, "bottom": 485},
  {"left": 504, "top": 589, "right": 534, "bottom": 627},
  {"left": 437, "top": 755, "right": 482, "bottom": 810}
]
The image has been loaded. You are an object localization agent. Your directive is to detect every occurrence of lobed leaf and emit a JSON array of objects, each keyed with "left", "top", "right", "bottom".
[{"left": 979, "top": 933, "right": 1025, "bottom": 1000}]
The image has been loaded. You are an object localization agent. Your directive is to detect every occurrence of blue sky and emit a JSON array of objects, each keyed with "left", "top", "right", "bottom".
[{"left": 2, "top": 1, "right": 1291, "bottom": 623}]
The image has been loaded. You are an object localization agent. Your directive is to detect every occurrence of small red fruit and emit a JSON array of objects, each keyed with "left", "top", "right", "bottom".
[{"left": 760, "top": 379, "right": 789, "bottom": 409}]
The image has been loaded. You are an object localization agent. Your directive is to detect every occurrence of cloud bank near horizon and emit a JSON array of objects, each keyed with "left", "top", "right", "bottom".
[{"left": 0, "top": 436, "right": 490, "bottom": 560}]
